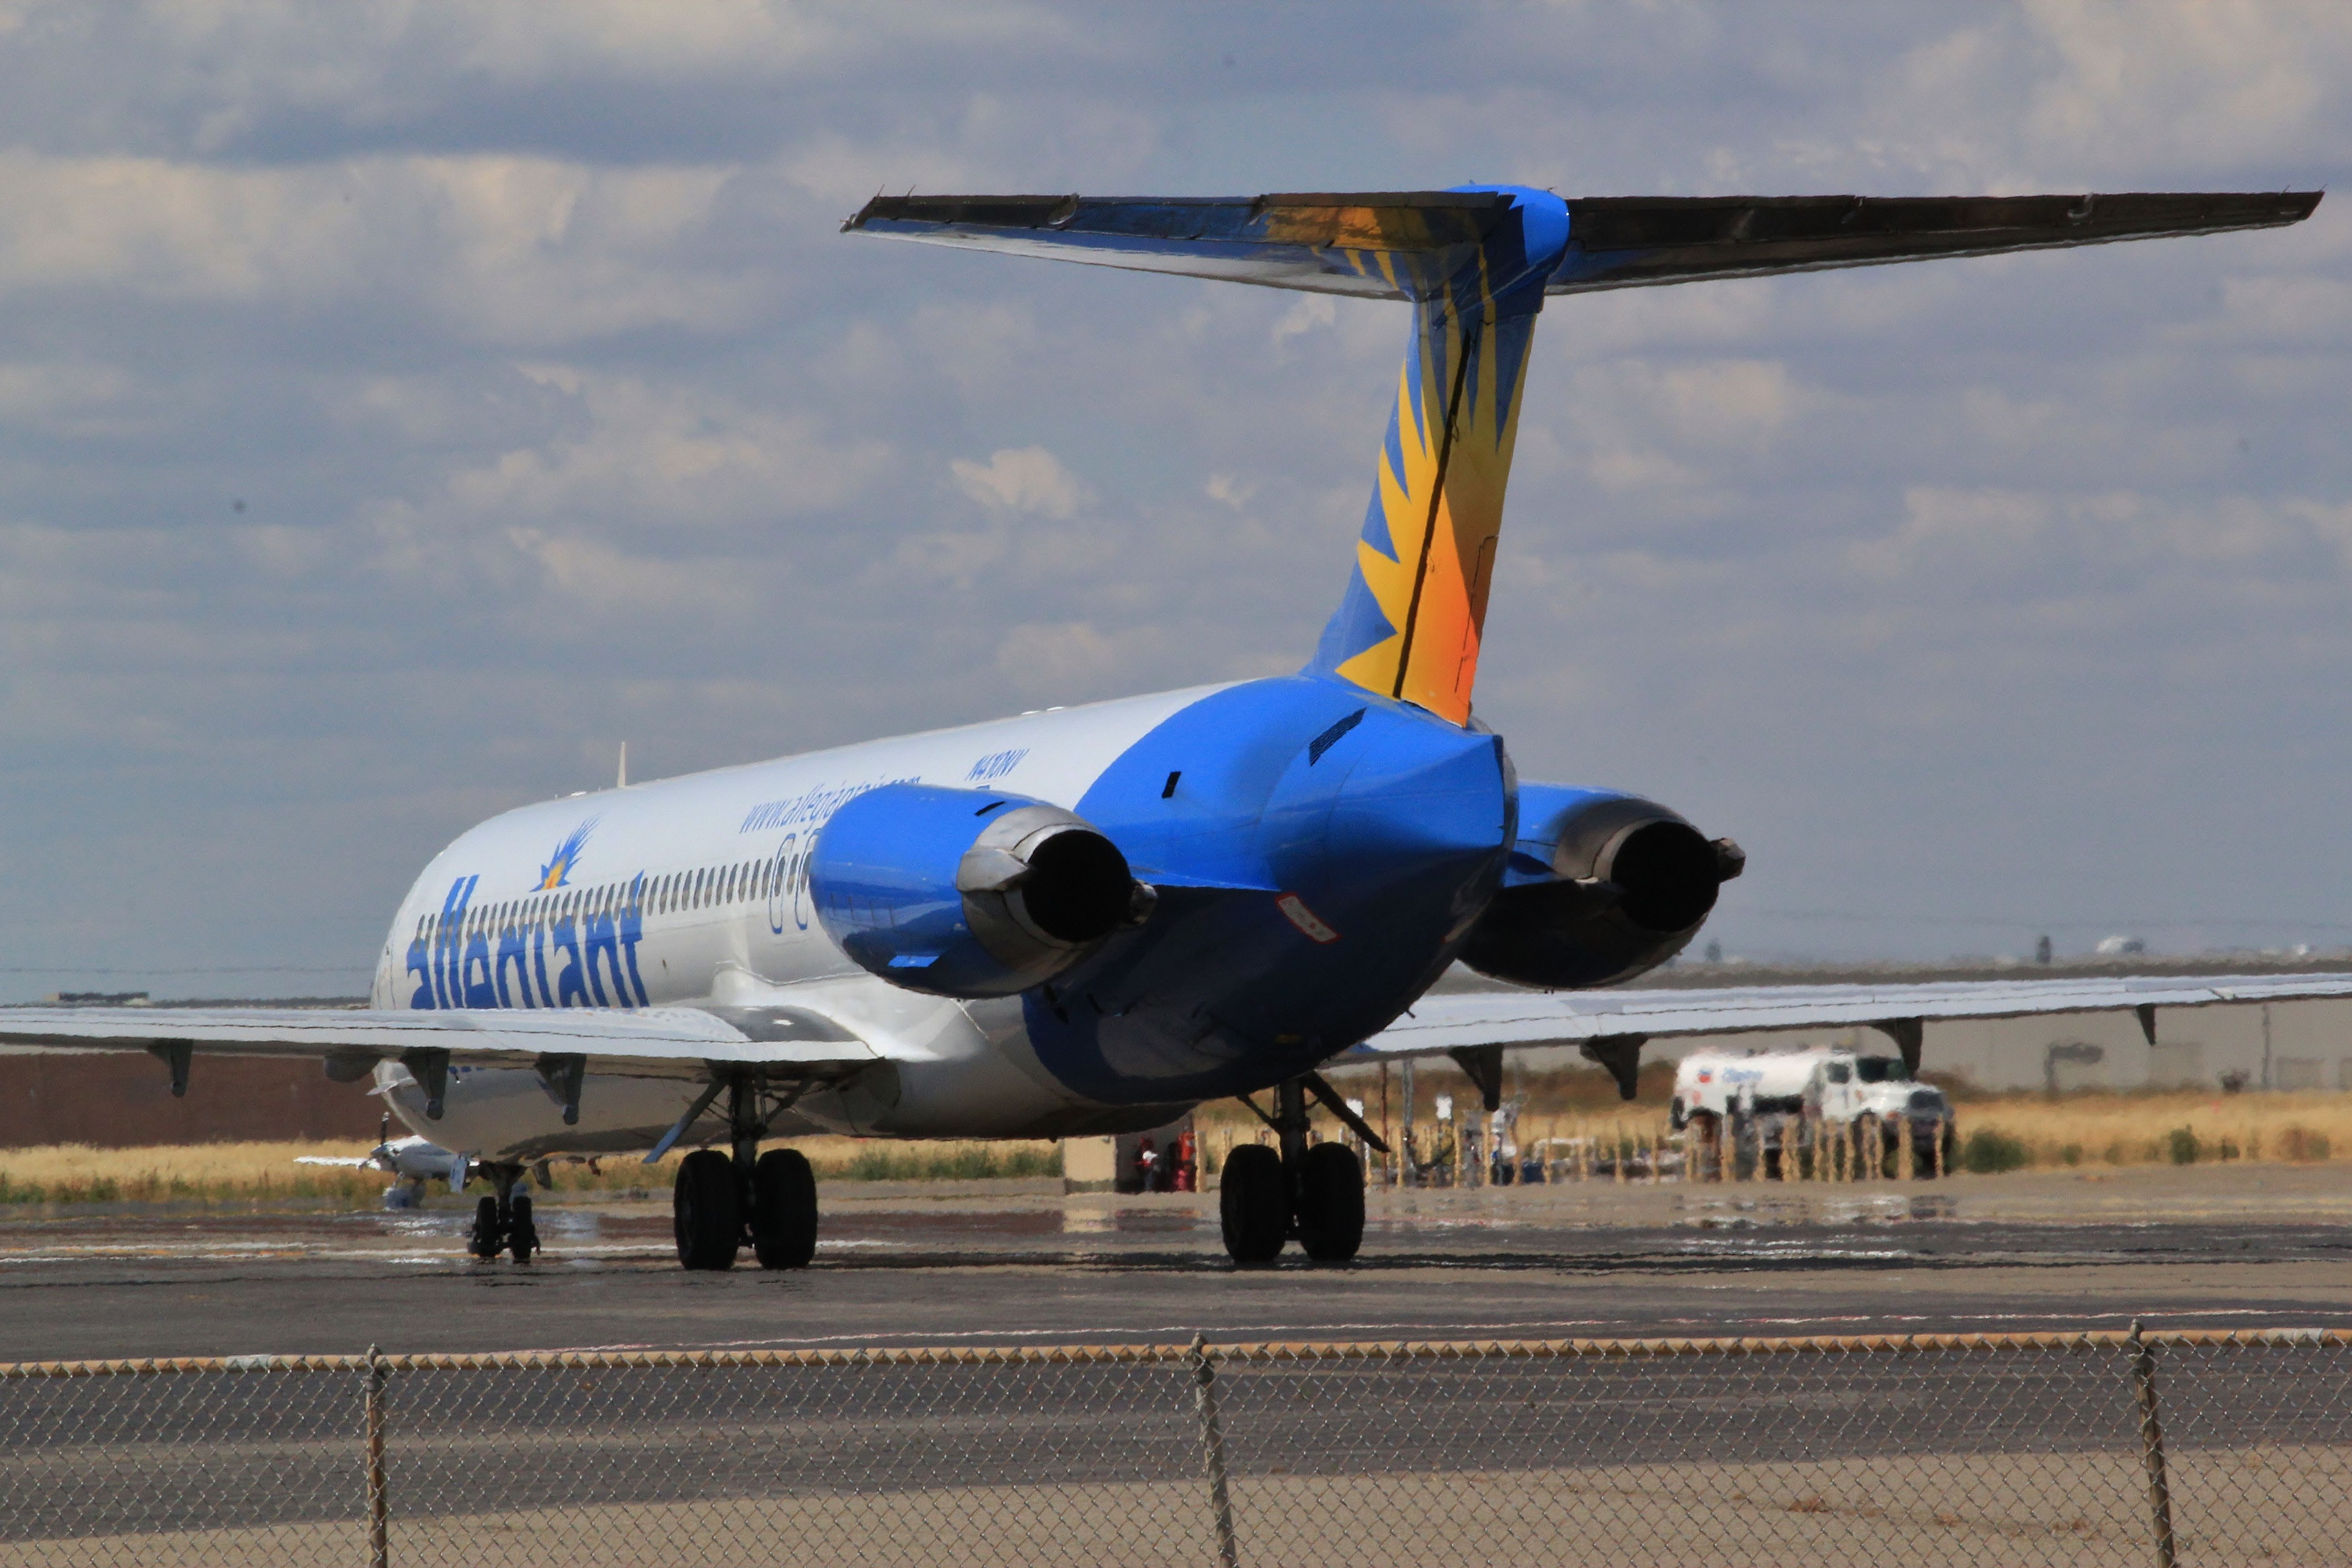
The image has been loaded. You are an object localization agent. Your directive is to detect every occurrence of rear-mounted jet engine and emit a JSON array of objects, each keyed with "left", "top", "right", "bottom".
[
  {"left": 809, "top": 783, "right": 1154, "bottom": 997},
  {"left": 1460, "top": 786, "right": 1744, "bottom": 990}
]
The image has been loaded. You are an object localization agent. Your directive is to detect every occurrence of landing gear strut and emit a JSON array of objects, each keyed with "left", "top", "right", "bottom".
[
  {"left": 1219, "top": 1075, "right": 1376, "bottom": 1265},
  {"left": 465, "top": 1163, "right": 539, "bottom": 1264},
  {"left": 671, "top": 1073, "right": 818, "bottom": 1272}
]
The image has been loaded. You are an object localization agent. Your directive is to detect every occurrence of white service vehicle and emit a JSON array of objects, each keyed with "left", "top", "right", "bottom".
[{"left": 1671, "top": 1047, "right": 1956, "bottom": 1177}]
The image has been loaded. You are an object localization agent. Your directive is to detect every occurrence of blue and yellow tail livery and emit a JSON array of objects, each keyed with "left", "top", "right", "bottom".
[{"left": 849, "top": 186, "right": 2318, "bottom": 724}]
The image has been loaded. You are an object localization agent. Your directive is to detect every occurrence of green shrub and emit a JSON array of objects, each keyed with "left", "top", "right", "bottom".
[
  {"left": 2165, "top": 1126, "right": 2201, "bottom": 1165},
  {"left": 1962, "top": 1129, "right": 2029, "bottom": 1174},
  {"left": 2277, "top": 1125, "right": 2332, "bottom": 1163}
]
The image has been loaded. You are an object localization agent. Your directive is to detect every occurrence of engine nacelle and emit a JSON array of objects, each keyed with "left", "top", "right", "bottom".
[
  {"left": 809, "top": 783, "right": 1151, "bottom": 998},
  {"left": 1459, "top": 784, "right": 1743, "bottom": 989}
]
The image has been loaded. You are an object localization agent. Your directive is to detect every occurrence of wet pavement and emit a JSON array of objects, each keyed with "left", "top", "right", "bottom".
[{"left": 3, "top": 1165, "right": 2347, "bottom": 1360}]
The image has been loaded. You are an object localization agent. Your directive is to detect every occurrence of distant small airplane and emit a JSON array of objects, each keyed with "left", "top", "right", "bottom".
[{"left": 8, "top": 183, "right": 2336, "bottom": 1269}]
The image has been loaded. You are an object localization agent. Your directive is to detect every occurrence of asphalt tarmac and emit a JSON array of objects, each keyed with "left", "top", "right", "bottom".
[{"left": 4, "top": 1164, "right": 2347, "bottom": 1362}]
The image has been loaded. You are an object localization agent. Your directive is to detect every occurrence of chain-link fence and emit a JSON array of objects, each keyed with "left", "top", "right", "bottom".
[{"left": 2, "top": 1328, "right": 2346, "bottom": 1567}]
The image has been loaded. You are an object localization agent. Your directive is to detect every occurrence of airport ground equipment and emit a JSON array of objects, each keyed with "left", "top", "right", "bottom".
[
  {"left": 0, "top": 185, "right": 2336, "bottom": 1269},
  {"left": 1673, "top": 1045, "right": 1957, "bottom": 1179}
]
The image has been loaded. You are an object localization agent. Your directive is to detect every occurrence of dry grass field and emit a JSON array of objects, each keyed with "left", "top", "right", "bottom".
[
  {"left": 2, "top": 1083, "right": 2345, "bottom": 1204},
  {"left": 0, "top": 1135, "right": 1062, "bottom": 1205}
]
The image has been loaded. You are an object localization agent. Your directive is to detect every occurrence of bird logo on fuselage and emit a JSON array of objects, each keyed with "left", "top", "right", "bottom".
[{"left": 538, "top": 820, "right": 596, "bottom": 891}]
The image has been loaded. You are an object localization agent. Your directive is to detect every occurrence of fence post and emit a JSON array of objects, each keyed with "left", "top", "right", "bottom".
[
  {"left": 2126, "top": 1321, "right": 2177, "bottom": 1568},
  {"left": 1188, "top": 1333, "right": 1241, "bottom": 1568},
  {"left": 364, "top": 1344, "right": 389, "bottom": 1568}
]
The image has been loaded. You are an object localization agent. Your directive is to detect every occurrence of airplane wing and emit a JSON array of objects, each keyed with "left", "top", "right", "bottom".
[
  {"left": 845, "top": 190, "right": 2322, "bottom": 300},
  {"left": 0, "top": 1003, "right": 885, "bottom": 1088},
  {"left": 1344, "top": 972, "right": 2352, "bottom": 1098}
]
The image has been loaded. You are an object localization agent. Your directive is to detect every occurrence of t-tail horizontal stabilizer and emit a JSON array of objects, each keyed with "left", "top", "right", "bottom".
[
  {"left": 844, "top": 189, "right": 2320, "bottom": 299},
  {"left": 847, "top": 186, "right": 2321, "bottom": 726}
]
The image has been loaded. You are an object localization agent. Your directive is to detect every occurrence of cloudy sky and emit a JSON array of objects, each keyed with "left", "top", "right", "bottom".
[{"left": 0, "top": 0, "right": 2347, "bottom": 1000}]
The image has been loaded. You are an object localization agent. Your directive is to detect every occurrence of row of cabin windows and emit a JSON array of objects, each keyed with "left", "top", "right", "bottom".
[{"left": 416, "top": 857, "right": 777, "bottom": 942}]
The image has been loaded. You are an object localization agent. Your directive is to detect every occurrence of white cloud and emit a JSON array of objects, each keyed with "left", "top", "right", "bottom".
[
  {"left": 1272, "top": 293, "right": 1336, "bottom": 344},
  {"left": 950, "top": 446, "right": 1091, "bottom": 519},
  {"left": 0, "top": 152, "right": 763, "bottom": 343},
  {"left": 1204, "top": 472, "right": 1255, "bottom": 508}
]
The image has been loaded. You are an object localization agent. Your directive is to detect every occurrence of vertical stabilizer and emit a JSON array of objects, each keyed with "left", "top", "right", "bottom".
[{"left": 1308, "top": 188, "right": 1566, "bottom": 724}]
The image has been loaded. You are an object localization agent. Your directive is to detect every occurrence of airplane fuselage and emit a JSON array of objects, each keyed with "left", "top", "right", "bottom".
[{"left": 369, "top": 674, "right": 1514, "bottom": 1160}]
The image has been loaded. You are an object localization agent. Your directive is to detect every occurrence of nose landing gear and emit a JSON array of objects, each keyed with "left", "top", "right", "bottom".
[
  {"left": 671, "top": 1073, "right": 820, "bottom": 1272},
  {"left": 464, "top": 1164, "right": 540, "bottom": 1264},
  {"left": 1219, "top": 1075, "right": 1380, "bottom": 1265}
]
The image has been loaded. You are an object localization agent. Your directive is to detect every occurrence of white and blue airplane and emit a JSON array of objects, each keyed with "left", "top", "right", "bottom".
[{"left": 6, "top": 185, "right": 2340, "bottom": 1269}]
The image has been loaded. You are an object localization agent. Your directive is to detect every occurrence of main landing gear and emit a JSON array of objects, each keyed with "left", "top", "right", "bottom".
[
  {"left": 466, "top": 1164, "right": 540, "bottom": 1264},
  {"left": 1220, "top": 1076, "right": 1381, "bottom": 1265},
  {"left": 672, "top": 1074, "right": 819, "bottom": 1272}
]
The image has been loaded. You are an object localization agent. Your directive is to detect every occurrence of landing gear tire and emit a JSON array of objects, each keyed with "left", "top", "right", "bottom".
[
  {"left": 507, "top": 1194, "right": 539, "bottom": 1264},
  {"left": 673, "top": 1148, "right": 741, "bottom": 1271},
  {"left": 1296, "top": 1142, "right": 1364, "bottom": 1264},
  {"left": 750, "top": 1148, "right": 818, "bottom": 1269},
  {"left": 1219, "top": 1144, "right": 1288, "bottom": 1264},
  {"left": 467, "top": 1195, "right": 502, "bottom": 1259}
]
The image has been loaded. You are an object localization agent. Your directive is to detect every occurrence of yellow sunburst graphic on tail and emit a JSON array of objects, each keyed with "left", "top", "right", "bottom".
[{"left": 1324, "top": 288, "right": 1537, "bottom": 725}]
